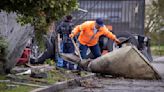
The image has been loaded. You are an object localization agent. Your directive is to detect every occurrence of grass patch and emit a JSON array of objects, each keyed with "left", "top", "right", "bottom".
[
  {"left": 0, "top": 83, "right": 35, "bottom": 92},
  {"left": 0, "top": 75, "right": 6, "bottom": 80},
  {"left": 0, "top": 68, "right": 84, "bottom": 92},
  {"left": 0, "top": 60, "right": 90, "bottom": 92},
  {"left": 46, "top": 69, "right": 68, "bottom": 84},
  {"left": 0, "top": 75, "right": 35, "bottom": 92},
  {"left": 151, "top": 45, "right": 164, "bottom": 56},
  {"left": 0, "top": 68, "right": 70, "bottom": 92}
]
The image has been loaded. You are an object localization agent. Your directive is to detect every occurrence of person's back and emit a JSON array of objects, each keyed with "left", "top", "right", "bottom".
[
  {"left": 58, "top": 20, "right": 73, "bottom": 43},
  {"left": 57, "top": 15, "right": 76, "bottom": 70}
]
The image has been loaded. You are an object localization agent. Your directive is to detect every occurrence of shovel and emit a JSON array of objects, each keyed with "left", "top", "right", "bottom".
[
  {"left": 71, "top": 38, "right": 83, "bottom": 61},
  {"left": 71, "top": 38, "right": 91, "bottom": 69}
]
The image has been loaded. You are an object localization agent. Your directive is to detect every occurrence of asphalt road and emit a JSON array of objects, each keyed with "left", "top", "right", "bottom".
[
  {"left": 59, "top": 77, "right": 164, "bottom": 92},
  {"left": 59, "top": 56, "right": 164, "bottom": 92},
  {"left": 152, "top": 56, "right": 164, "bottom": 78},
  {"left": 151, "top": 63, "right": 164, "bottom": 79},
  {"left": 153, "top": 56, "right": 164, "bottom": 63}
]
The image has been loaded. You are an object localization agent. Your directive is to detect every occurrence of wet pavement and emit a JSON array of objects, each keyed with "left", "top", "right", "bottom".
[
  {"left": 153, "top": 56, "right": 164, "bottom": 63},
  {"left": 59, "top": 77, "right": 164, "bottom": 92},
  {"left": 152, "top": 56, "right": 164, "bottom": 78},
  {"left": 151, "top": 63, "right": 164, "bottom": 78},
  {"left": 59, "top": 56, "right": 164, "bottom": 92}
]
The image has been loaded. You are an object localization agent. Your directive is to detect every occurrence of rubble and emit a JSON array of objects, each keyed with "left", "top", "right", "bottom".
[{"left": 0, "top": 61, "right": 91, "bottom": 92}]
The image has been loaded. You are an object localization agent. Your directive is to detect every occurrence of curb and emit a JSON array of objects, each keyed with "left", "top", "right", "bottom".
[{"left": 31, "top": 73, "right": 95, "bottom": 92}]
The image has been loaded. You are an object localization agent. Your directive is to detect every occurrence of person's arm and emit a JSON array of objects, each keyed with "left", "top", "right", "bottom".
[
  {"left": 71, "top": 25, "right": 81, "bottom": 36},
  {"left": 69, "top": 22, "right": 85, "bottom": 38},
  {"left": 102, "top": 27, "right": 121, "bottom": 44}
]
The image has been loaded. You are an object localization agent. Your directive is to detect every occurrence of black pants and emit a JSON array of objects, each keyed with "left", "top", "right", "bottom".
[{"left": 63, "top": 42, "right": 75, "bottom": 69}]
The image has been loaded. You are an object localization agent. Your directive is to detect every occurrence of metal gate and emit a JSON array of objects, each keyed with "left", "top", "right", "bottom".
[{"left": 72, "top": 0, "right": 145, "bottom": 35}]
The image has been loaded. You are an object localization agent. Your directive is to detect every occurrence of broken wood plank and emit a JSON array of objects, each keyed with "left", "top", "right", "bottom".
[
  {"left": 0, "top": 79, "right": 46, "bottom": 88},
  {"left": 11, "top": 81, "right": 47, "bottom": 88},
  {"left": 0, "top": 80, "right": 10, "bottom": 83}
]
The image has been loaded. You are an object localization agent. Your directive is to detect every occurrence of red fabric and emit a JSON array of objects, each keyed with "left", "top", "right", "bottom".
[{"left": 17, "top": 48, "right": 31, "bottom": 64}]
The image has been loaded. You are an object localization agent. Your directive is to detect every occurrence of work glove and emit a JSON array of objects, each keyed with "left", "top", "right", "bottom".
[
  {"left": 69, "top": 33, "right": 74, "bottom": 38},
  {"left": 115, "top": 38, "right": 121, "bottom": 45},
  {"left": 117, "top": 37, "right": 130, "bottom": 47}
]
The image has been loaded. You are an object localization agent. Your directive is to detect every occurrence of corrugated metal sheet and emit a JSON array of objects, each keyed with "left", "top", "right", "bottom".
[{"left": 72, "top": 0, "right": 145, "bottom": 35}]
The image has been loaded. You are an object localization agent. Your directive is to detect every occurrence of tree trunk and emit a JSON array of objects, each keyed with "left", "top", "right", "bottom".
[
  {"left": 0, "top": 11, "right": 33, "bottom": 73},
  {"left": 60, "top": 46, "right": 161, "bottom": 80}
]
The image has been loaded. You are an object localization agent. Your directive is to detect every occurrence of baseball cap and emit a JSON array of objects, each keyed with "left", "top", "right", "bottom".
[{"left": 96, "top": 18, "right": 104, "bottom": 27}]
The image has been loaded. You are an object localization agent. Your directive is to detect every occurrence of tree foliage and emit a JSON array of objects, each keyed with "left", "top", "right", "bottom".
[
  {"left": 145, "top": 0, "right": 164, "bottom": 45},
  {"left": 145, "top": 0, "right": 164, "bottom": 34},
  {"left": 157, "top": 0, "right": 164, "bottom": 18},
  {"left": 0, "top": 0, "right": 78, "bottom": 49},
  {"left": 0, "top": 37, "right": 8, "bottom": 56}
]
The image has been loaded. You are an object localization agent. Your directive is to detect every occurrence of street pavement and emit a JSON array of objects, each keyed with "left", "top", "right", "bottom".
[
  {"left": 151, "top": 56, "right": 164, "bottom": 79},
  {"left": 59, "top": 56, "right": 164, "bottom": 92},
  {"left": 151, "top": 63, "right": 164, "bottom": 79},
  {"left": 153, "top": 56, "right": 164, "bottom": 63},
  {"left": 59, "top": 77, "right": 164, "bottom": 92}
]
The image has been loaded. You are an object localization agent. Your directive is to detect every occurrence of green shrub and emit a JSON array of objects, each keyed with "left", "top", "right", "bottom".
[
  {"left": 151, "top": 45, "right": 164, "bottom": 56},
  {"left": 0, "top": 37, "right": 8, "bottom": 57}
]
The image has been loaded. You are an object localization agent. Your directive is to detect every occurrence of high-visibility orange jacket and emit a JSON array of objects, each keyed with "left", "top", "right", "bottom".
[{"left": 72, "top": 21, "right": 116, "bottom": 46}]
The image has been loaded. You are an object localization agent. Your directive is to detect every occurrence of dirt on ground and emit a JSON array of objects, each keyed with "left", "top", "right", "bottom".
[
  {"left": 59, "top": 61, "right": 164, "bottom": 92},
  {"left": 0, "top": 64, "right": 90, "bottom": 92},
  {"left": 60, "top": 76, "right": 164, "bottom": 92}
]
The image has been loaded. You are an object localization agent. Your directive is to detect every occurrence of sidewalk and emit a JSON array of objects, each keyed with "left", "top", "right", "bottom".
[{"left": 153, "top": 56, "right": 164, "bottom": 63}]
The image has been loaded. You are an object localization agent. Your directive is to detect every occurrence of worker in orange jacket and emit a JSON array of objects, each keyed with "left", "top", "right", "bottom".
[{"left": 69, "top": 18, "right": 120, "bottom": 59}]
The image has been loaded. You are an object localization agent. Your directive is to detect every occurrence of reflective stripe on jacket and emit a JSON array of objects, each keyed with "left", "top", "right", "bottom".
[{"left": 72, "top": 21, "right": 116, "bottom": 46}]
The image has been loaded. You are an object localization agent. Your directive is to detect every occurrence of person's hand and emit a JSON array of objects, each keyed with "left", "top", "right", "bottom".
[
  {"left": 69, "top": 33, "right": 74, "bottom": 38},
  {"left": 115, "top": 39, "right": 121, "bottom": 45}
]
